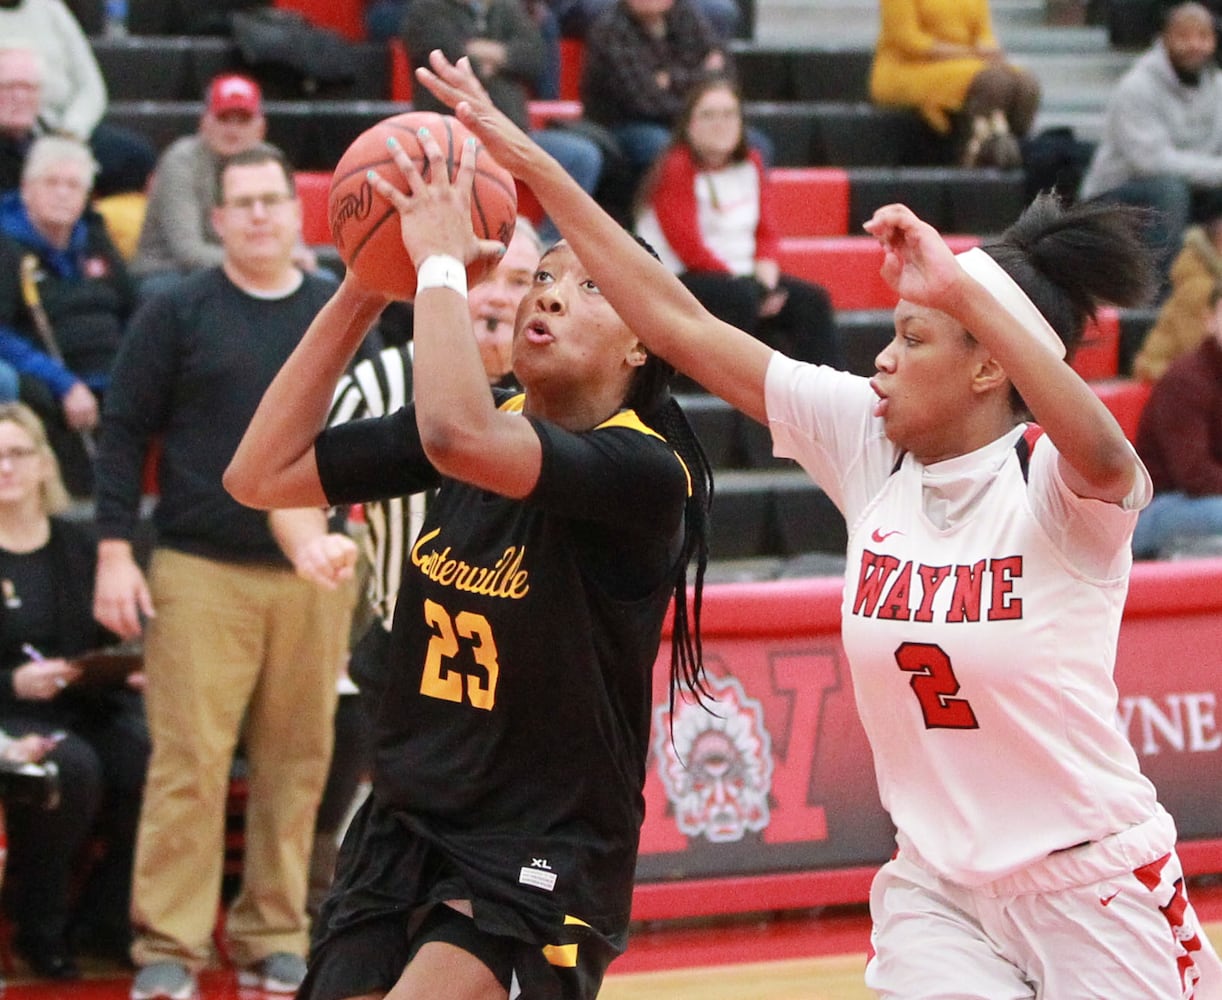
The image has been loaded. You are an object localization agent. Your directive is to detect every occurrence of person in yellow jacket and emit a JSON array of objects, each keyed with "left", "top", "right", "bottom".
[
  {"left": 869, "top": 0, "right": 1041, "bottom": 168},
  {"left": 1134, "top": 219, "right": 1222, "bottom": 382}
]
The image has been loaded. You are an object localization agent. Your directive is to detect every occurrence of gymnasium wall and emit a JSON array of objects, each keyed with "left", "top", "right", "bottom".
[{"left": 632, "top": 557, "right": 1222, "bottom": 920}]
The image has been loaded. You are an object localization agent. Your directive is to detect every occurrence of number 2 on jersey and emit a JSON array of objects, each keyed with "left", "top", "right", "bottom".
[
  {"left": 421, "top": 598, "right": 500, "bottom": 710},
  {"left": 894, "top": 641, "right": 978, "bottom": 730}
]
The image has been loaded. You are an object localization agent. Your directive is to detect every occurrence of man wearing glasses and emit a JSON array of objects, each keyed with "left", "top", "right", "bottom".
[{"left": 93, "top": 145, "right": 357, "bottom": 1000}]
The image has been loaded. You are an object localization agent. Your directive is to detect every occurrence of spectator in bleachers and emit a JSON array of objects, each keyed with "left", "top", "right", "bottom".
[
  {"left": 0, "top": 135, "right": 134, "bottom": 499},
  {"left": 402, "top": 0, "right": 603, "bottom": 244},
  {"left": 1080, "top": 3, "right": 1222, "bottom": 283},
  {"left": 1132, "top": 215, "right": 1222, "bottom": 381},
  {"left": 93, "top": 146, "right": 357, "bottom": 1000},
  {"left": 634, "top": 75, "right": 841, "bottom": 368},
  {"left": 581, "top": 0, "right": 723, "bottom": 176},
  {"left": 1132, "top": 280, "right": 1222, "bottom": 558},
  {"left": 0, "top": 44, "right": 42, "bottom": 194},
  {"left": 551, "top": 0, "right": 741, "bottom": 41},
  {"left": 131, "top": 73, "right": 324, "bottom": 300},
  {"left": 869, "top": 0, "right": 1040, "bottom": 169},
  {"left": 363, "top": 0, "right": 564, "bottom": 99},
  {"left": 521, "top": 0, "right": 565, "bottom": 99},
  {"left": 0, "top": 1, "right": 155, "bottom": 197},
  {"left": 580, "top": 0, "right": 769, "bottom": 194},
  {"left": 0, "top": 401, "right": 148, "bottom": 982}
]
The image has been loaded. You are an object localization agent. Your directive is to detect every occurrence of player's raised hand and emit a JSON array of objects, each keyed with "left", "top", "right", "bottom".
[
  {"left": 863, "top": 203, "right": 961, "bottom": 312},
  {"left": 369, "top": 130, "right": 504, "bottom": 274},
  {"left": 415, "top": 51, "right": 541, "bottom": 179}
]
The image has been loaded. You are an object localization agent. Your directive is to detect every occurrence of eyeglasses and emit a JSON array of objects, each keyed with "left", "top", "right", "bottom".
[
  {"left": 222, "top": 192, "right": 293, "bottom": 212},
  {"left": 693, "top": 107, "right": 741, "bottom": 122},
  {"left": 0, "top": 447, "right": 39, "bottom": 465},
  {"left": 30, "top": 175, "right": 88, "bottom": 192}
]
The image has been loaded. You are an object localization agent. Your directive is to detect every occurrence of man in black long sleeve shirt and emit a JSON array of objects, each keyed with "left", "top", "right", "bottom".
[{"left": 92, "top": 147, "right": 356, "bottom": 1000}]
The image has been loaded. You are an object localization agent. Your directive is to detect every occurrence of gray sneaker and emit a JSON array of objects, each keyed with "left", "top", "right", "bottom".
[
  {"left": 130, "top": 962, "right": 197, "bottom": 1000},
  {"left": 237, "top": 952, "right": 307, "bottom": 993}
]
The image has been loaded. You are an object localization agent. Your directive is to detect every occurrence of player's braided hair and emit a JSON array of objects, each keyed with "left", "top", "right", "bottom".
[{"left": 623, "top": 236, "right": 715, "bottom": 712}]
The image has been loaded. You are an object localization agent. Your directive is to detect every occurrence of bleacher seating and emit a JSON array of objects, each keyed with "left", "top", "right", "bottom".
[
  {"left": 730, "top": 42, "right": 874, "bottom": 103},
  {"left": 273, "top": 0, "right": 365, "bottom": 42},
  {"left": 559, "top": 38, "right": 585, "bottom": 102},
  {"left": 92, "top": 35, "right": 393, "bottom": 103},
  {"left": 775, "top": 234, "right": 981, "bottom": 311},
  {"left": 769, "top": 168, "right": 850, "bottom": 237},
  {"left": 295, "top": 171, "right": 332, "bottom": 246},
  {"left": 1091, "top": 378, "right": 1154, "bottom": 443},
  {"left": 88, "top": 25, "right": 1163, "bottom": 578}
]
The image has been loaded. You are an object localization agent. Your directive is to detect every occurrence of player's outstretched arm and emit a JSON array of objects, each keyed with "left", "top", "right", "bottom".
[
  {"left": 865, "top": 204, "right": 1137, "bottom": 503},
  {"left": 416, "top": 50, "right": 774, "bottom": 424}
]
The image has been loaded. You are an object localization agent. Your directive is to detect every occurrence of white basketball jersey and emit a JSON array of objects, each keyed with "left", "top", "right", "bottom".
[{"left": 765, "top": 354, "right": 1160, "bottom": 887}]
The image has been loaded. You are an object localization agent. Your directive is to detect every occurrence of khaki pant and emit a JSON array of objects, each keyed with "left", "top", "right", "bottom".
[{"left": 130, "top": 549, "right": 353, "bottom": 970}]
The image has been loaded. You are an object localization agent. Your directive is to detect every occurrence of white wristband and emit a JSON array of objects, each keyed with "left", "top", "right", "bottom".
[{"left": 415, "top": 254, "right": 468, "bottom": 298}]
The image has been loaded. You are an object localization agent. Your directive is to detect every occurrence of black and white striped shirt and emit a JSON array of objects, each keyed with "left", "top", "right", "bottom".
[{"left": 326, "top": 344, "right": 428, "bottom": 631}]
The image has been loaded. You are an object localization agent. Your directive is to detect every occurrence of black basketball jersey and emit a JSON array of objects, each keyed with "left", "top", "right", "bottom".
[{"left": 316, "top": 391, "right": 688, "bottom": 948}]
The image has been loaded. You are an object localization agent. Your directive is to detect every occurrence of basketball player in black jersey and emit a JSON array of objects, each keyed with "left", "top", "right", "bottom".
[{"left": 225, "top": 130, "right": 714, "bottom": 1000}]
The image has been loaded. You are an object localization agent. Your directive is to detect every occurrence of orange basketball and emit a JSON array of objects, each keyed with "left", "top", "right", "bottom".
[{"left": 327, "top": 111, "right": 517, "bottom": 299}]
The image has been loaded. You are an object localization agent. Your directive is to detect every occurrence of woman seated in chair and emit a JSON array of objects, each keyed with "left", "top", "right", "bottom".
[{"left": 0, "top": 402, "right": 148, "bottom": 980}]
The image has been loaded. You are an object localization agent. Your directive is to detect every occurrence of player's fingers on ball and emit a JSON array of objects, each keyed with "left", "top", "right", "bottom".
[
  {"left": 384, "top": 136, "right": 426, "bottom": 193},
  {"left": 365, "top": 168, "right": 403, "bottom": 208},
  {"left": 455, "top": 137, "right": 478, "bottom": 191},
  {"left": 415, "top": 128, "right": 449, "bottom": 187}
]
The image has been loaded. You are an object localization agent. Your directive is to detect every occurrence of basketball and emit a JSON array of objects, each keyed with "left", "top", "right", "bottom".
[{"left": 327, "top": 111, "right": 518, "bottom": 299}]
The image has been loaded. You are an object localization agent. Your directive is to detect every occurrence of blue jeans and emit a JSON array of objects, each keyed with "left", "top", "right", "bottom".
[
  {"left": 1132, "top": 491, "right": 1222, "bottom": 559},
  {"left": 0, "top": 360, "right": 18, "bottom": 404}
]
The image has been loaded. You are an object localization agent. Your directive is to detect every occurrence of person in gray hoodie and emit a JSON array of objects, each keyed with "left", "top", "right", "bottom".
[{"left": 1079, "top": 2, "right": 1222, "bottom": 281}]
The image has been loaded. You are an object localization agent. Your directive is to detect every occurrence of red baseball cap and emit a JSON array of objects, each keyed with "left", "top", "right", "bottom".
[{"left": 207, "top": 74, "right": 262, "bottom": 117}]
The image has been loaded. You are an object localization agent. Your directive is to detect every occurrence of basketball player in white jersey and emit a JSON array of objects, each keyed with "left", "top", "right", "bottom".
[{"left": 416, "top": 50, "right": 1222, "bottom": 999}]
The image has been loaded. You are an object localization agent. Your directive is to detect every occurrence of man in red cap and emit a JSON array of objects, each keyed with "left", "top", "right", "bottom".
[
  {"left": 131, "top": 72, "right": 321, "bottom": 299},
  {"left": 206, "top": 73, "right": 262, "bottom": 120}
]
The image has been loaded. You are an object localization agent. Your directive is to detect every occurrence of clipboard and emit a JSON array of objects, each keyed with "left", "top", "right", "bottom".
[{"left": 68, "top": 647, "right": 143, "bottom": 689}]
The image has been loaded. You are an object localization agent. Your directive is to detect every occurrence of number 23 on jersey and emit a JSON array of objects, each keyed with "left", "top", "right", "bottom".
[{"left": 420, "top": 598, "right": 501, "bottom": 710}]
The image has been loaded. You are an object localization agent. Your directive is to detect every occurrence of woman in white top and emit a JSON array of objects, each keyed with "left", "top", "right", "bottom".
[
  {"left": 417, "top": 50, "right": 1222, "bottom": 999},
  {"left": 633, "top": 76, "right": 840, "bottom": 368}
]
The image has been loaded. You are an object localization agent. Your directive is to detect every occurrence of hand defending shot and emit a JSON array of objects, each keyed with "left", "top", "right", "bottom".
[
  {"left": 863, "top": 203, "right": 963, "bottom": 313},
  {"left": 414, "top": 51, "right": 543, "bottom": 180}
]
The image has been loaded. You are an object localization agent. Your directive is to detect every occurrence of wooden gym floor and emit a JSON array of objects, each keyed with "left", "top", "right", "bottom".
[{"left": 5, "top": 882, "right": 1222, "bottom": 998}]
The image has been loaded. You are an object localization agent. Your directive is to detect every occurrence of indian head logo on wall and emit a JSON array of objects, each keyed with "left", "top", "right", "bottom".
[{"left": 652, "top": 674, "right": 774, "bottom": 843}]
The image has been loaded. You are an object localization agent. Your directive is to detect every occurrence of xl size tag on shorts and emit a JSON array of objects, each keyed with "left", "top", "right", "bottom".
[{"left": 519, "top": 858, "right": 557, "bottom": 892}]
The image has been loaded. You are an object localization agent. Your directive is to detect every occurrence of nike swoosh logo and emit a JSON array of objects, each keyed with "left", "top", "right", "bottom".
[
  {"left": 871, "top": 528, "right": 903, "bottom": 543},
  {"left": 1100, "top": 891, "right": 1120, "bottom": 906}
]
